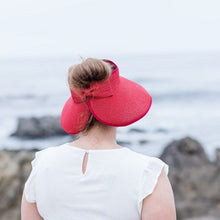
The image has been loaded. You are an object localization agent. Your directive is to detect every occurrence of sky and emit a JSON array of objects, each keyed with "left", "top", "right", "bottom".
[{"left": 0, "top": 0, "right": 220, "bottom": 58}]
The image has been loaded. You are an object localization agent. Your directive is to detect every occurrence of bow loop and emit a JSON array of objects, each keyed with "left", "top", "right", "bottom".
[{"left": 71, "top": 80, "right": 113, "bottom": 103}]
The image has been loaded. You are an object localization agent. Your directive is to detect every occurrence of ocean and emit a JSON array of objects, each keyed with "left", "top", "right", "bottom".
[{"left": 0, "top": 52, "right": 220, "bottom": 160}]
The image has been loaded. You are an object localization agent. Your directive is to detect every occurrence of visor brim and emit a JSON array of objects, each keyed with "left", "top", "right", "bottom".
[{"left": 87, "top": 76, "right": 152, "bottom": 126}]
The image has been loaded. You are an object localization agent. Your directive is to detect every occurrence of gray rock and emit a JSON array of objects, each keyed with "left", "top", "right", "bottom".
[
  {"left": 139, "top": 139, "right": 149, "bottom": 145},
  {"left": 155, "top": 127, "right": 169, "bottom": 133},
  {"left": 128, "top": 128, "right": 147, "bottom": 133},
  {"left": 215, "top": 148, "right": 220, "bottom": 166},
  {"left": 11, "top": 116, "right": 68, "bottom": 138},
  {"left": 117, "top": 140, "right": 131, "bottom": 146},
  {"left": 0, "top": 137, "right": 219, "bottom": 220},
  {"left": 0, "top": 150, "right": 35, "bottom": 220},
  {"left": 184, "top": 217, "right": 218, "bottom": 220},
  {"left": 160, "top": 137, "right": 220, "bottom": 219}
]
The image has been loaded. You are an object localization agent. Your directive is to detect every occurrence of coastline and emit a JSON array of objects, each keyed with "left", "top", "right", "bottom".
[{"left": 0, "top": 137, "right": 219, "bottom": 220}]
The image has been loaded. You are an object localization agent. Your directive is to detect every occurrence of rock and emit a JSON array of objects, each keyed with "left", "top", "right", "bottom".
[
  {"left": 160, "top": 136, "right": 211, "bottom": 169},
  {"left": 139, "top": 139, "right": 149, "bottom": 145},
  {"left": 117, "top": 140, "right": 131, "bottom": 146},
  {"left": 0, "top": 150, "right": 35, "bottom": 220},
  {"left": 155, "top": 127, "right": 169, "bottom": 133},
  {"left": 11, "top": 116, "right": 68, "bottom": 138},
  {"left": 1, "top": 137, "right": 219, "bottom": 220},
  {"left": 160, "top": 137, "right": 220, "bottom": 219},
  {"left": 128, "top": 128, "right": 147, "bottom": 133},
  {"left": 183, "top": 217, "right": 218, "bottom": 220},
  {"left": 215, "top": 148, "right": 220, "bottom": 166},
  {"left": 0, "top": 151, "right": 19, "bottom": 211}
]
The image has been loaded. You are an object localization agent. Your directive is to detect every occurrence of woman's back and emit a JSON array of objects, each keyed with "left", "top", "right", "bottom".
[
  {"left": 24, "top": 143, "right": 169, "bottom": 220},
  {"left": 21, "top": 58, "right": 176, "bottom": 219}
]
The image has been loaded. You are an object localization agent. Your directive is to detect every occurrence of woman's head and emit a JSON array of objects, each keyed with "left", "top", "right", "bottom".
[
  {"left": 67, "top": 58, "right": 113, "bottom": 134},
  {"left": 60, "top": 58, "right": 152, "bottom": 135}
]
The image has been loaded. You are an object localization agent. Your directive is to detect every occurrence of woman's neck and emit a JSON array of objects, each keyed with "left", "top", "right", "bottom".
[{"left": 70, "top": 124, "right": 122, "bottom": 150}]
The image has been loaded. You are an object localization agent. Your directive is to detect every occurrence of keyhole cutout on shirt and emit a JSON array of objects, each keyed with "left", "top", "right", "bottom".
[{"left": 82, "top": 152, "right": 89, "bottom": 175}]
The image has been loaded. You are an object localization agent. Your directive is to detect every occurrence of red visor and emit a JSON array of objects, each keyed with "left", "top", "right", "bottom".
[{"left": 60, "top": 59, "right": 152, "bottom": 134}]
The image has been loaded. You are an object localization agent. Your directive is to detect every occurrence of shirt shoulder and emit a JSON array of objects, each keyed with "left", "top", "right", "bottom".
[
  {"left": 123, "top": 148, "right": 158, "bottom": 167},
  {"left": 33, "top": 144, "right": 68, "bottom": 166}
]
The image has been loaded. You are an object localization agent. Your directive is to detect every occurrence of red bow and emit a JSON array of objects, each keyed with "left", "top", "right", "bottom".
[{"left": 71, "top": 80, "right": 113, "bottom": 103}]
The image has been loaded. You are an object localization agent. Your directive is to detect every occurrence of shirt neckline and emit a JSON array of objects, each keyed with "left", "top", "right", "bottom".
[{"left": 63, "top": 142, "right": 128, "bottom": 153}]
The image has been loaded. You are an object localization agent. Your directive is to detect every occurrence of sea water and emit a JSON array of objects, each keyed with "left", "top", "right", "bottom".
[{"left": 0, "top": 52, "right": 219, "bottom": 160}]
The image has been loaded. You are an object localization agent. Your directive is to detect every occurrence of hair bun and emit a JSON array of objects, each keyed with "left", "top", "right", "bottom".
[{"left": 68, "top": 58, "right": 112, "bottom": 90}]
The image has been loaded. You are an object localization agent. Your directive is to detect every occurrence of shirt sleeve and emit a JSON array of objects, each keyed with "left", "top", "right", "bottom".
[
  {"left": 23, "top": 151, "right": 39, "bottom": 203},
  {"left": 137, "top": 157, "right": 169, "bottom": 214}
]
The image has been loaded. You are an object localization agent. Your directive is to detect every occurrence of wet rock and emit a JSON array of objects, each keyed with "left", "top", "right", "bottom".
[{"left": 11, "top": 116, "right": 67, "bottom": 138}]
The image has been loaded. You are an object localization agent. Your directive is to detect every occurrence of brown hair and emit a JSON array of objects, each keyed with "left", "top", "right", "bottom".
[{"left": 67, "top": 58, "right": 112, "bottom": 134}]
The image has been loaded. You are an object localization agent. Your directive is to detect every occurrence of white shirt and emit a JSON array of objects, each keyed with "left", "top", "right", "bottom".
[{"left": 24, "top": 142, "right": 169, "bottom": 220}]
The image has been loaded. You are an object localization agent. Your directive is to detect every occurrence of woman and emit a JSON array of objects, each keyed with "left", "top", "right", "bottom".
[{"left": 21, "top": 58, "right": 176, "bottom": 219}]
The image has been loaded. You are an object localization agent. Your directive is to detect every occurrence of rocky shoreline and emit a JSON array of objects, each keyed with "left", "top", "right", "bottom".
[
  {"left": 160, "top": 137, "right": 220, "bottom": 219},
  {"left": 0, "top": 137, "right": 220, "bottom": 220}
]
